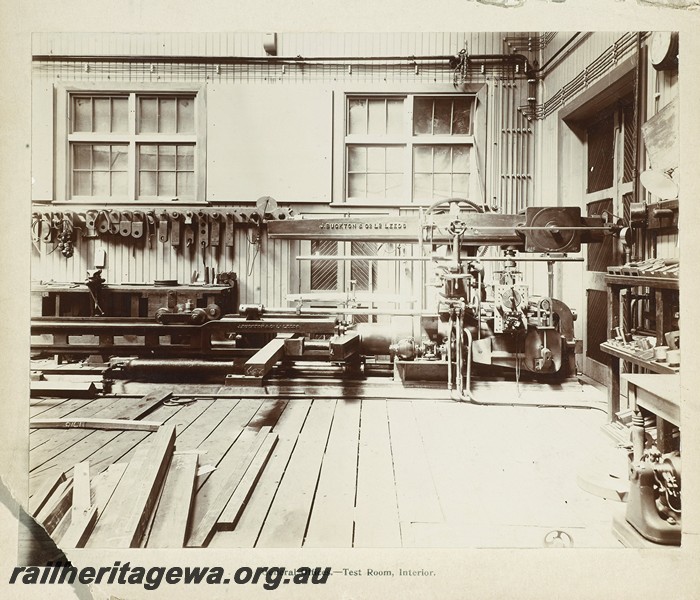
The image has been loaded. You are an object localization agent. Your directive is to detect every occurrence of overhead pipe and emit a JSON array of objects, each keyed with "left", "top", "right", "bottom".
[
  {"left": 33, "top": 52, "right": 535, "bottom": 73},
  {"left": 532, "top": 32, "right": 583, "bottom": 75}
]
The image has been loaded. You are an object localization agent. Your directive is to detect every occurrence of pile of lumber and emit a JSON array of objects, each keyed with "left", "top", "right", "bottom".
[{"left": 30, "top": 423, "right": 278, "bottom": 548}]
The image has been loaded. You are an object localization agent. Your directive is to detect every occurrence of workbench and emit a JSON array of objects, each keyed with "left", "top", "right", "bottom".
[
  {"left": 32, "top": 282, "right": 237, "bottom": 318},
  {"left": 623, "top": 373, "right": 680, "bottom": 453}
]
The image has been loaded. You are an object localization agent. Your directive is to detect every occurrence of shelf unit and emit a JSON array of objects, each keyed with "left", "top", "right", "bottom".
[{"left": 600, "top": 274, "right": 679, "bottom": 421}]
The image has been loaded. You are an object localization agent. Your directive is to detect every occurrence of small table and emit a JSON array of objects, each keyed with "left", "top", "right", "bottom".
[{"left": 623, "top": 373, "right": 680, "bottom": 452}]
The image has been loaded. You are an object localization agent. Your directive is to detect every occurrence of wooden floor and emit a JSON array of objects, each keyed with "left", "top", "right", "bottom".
[{"left": 28, "top": 377, "right": 624, "bottom": 549}]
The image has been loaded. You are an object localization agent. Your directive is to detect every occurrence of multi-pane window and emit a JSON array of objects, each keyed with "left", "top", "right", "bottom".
[
  {"left": 68, "top": 93, "right": 198, "bottom": 201},
  {"left": 72, "top": 144, "right": 128, "bottom": 196},
  {"left": 345, "top": 94, "right": 474, "bottom": 203}
]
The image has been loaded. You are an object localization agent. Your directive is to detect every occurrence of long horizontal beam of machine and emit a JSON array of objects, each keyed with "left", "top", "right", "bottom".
[
  {"left": 294, "top": 255, "right": 584, "bottom": 262},
  {"left": 31, "top": 317, "right": 338, "bottom": 336},
  {"left": 250, "top": 307, "right": 434, "bottom": 316},
  {"left": 267, "top": 214, "right": 523, "bottom": 243}
]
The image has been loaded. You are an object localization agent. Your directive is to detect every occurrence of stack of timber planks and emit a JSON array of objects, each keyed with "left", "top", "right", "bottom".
[{"left": 29, "top": 390, "right": 278, "bottom": 549}]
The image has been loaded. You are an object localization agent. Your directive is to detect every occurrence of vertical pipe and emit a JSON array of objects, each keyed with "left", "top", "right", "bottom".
[
  {"left": 516, "top": 85, "right": 522, "bottom": 212},
  {"left": 499, "top": 79, "right": 505, "bottom": 212},
  {"left": 506, "top": 82, "right": 514, "bottom": 214},
  {"left": 510, "top": 82, "right": 516, "bottom": 214},
  {"left": 506, "top": 82, "right": 513, "bottom": 214},
  {"left": 464, "top": 324, "right": 473, "bottom": 398},
  {"left": 446, "top": 311, "right": 453, "bottom": 391},
  {"left": 456, "top": 308, "right": 464, "bottom": 396}
]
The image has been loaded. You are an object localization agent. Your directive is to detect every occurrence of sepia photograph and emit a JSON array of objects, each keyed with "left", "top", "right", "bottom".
[{"left": 2, "top": 3, "right": 699, "bottom": 599}]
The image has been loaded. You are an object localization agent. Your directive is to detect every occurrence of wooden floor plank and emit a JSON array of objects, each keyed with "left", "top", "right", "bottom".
[
  {"left": 189, "top": 399, "right": 278, "bottom": 512},
  {"left": 410, "top": 400, "right": 482, "bottom": 529},
  {"left": 35, "top": 479, "right": 73, "bottom": 536},
  {"left": 387, "top": 400, "right": 443, "bottom": 525},
  {"left": 50, "top": 462, "right": 127, "bottom": 546},
  {"left": 304, "top": 399, "right": 361, "bottom": 548},
  {"left": 255, "top": 400, "right": 336, "bottom": 548},
  {"left": 193, "top": 399, "right": 265, "bottom": 490},
  {"left": 29, "top": 404, "right": 183, "bottom": 484},
  {"left": 30, "top": 417, "right": 163, "bottom": 431},
  {"left": 28, "top": 472, "right": 67, "bottom": 515},
  {"left": 86, "top": 399, "right": 213, "bottom": 476},
  {"left": 217, "top": 434, "right": 278, "bottom": 529},
  {"left": 187, "top": 427, "right": 260, "bottom": 545},
  {"left": 188, "top": 427, "right": 273, "bottom": 547},
  {"left": 30, "top": 392, "right": 172, "bottom": 470},
  {"left": 353, "top": 400, "right": 402, "bottom": 548},
  {"left": 92, "top": 463, "right": 129, "bottom": 511},
  {"left": 30, "top": 397, "right": 70, "bottom": 418},
  {"left": 246, "top": 398, "right": 288, "bottom": 430},
  {"left": 166, "top": 398, "right": 215, "bottom": 437},
  {"left": 30, "top": 397, "right": 120, "bottom": 450},
  {"left": 86, "top": 425, "right": 176, "bottom": 548},
  {"left": 172, "top": 400, "right": 240, "bottom": 452},
  {"left": 146, "top": 453, "right": 198, "bottom": 548},
  {"left": 208, "top": 399, "right": 312, "bottom": 548}
]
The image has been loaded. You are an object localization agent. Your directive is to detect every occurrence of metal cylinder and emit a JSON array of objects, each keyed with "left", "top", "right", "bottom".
[
  {"left": 106, "top": 358, "right": 236, "bottom": 382},
  {"left": 355, "top": 316, "right": 414, "bottom": 355}
]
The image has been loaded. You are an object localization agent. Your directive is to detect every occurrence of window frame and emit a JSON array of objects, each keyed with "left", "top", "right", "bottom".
[
  {"left": 336, "top": 88, "right": 478, "bottom": 206},
  {"left": 56, "top": 83, "right": 206, "bottom": 204}
]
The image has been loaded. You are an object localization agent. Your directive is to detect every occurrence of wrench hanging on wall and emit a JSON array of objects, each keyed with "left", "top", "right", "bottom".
[
  {"left": 209, "top": 212, "right": 221, "bottom": 247},
  {"left": 158, "top": 211, "right": 169, "bottom": 243},
  {"left": 197, "top": 210, "right": 209, "bottom": 247},
  {"left": 183, "top": 211, "right": 195, "bottom": 248},
  {"left": 225, "top": 211, "right": 236, "bottom": 254},
  {"left": 119, "top": 211, "right": 133, "bottom": 237},
  {"left": 85, "top": 210, "right": 99, "bottom": 238},
  {"left": 132, "top": 211, "right": 145, "bottom": 239},
  {"left": 170, "top": 212, "right": 181, "bottom": 247}
]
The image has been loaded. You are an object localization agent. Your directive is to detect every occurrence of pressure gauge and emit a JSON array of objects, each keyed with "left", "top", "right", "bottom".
[
  {"left": 501, "top": 287, "right": 521, "bottom": 311},
  {"left": 650, "top": 32, "right": 678, "bottom": 71}
]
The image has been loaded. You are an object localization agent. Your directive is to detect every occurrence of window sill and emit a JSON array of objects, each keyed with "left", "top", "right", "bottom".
[
  {"left": 38, "top": 200, "right": 209, "bottom": 207},
  {"left": 330, "top": 201, "right": 435, "bottom": 210}
]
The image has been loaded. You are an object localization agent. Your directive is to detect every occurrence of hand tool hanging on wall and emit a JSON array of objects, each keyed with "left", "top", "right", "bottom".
[
  {"left": 41, "top": 213, "right": 54, "bottom": 244},
  {"left": 51, "top": 212, "right": 62, "bottom": 237},
  {"left": 146, "top": 211, "right": 157, "bottom": 248},
  {"left": 108, "top": 211, "right": 121, "bottom": 235},
  {"left": 198, "top": 211, "right": 210, "bottom": 282},
  {"left": 73, "top": 212, "right": 88, "bottom": 237},
  {"left": 84, "top": 210, "right": 99, "bottom": 238},
  {"left": 131, "top": 211, "right": 145, "bottom": 239},
  {"left": 158, "top": 211, "right": 169, "bottom": 243},
  {"left": 209, "top": 212, "right": 221, "bottom": 247},
  {"left": 197, "top": 210, "right": 209, "bottom": 246},
  {"left": 95, "top": 210, "right": 110, "bottom": 234},
  {"left": 119, "top": 211, "right": 134, "bottom": 237},
  {"left": 58, "top": 213, "right": 75, "bottom": 258},
  {"left": 183, "top": 211, "right": 195, "bottom": 249},
  {"left": 170, "top": 212, "right": 181, "bottom": 247},
  {"left": 31, "top": 213, "right": 42, "bottom": 250},
  {"left": 225, "top": 211, "right": 236, "bottom": 251}
]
